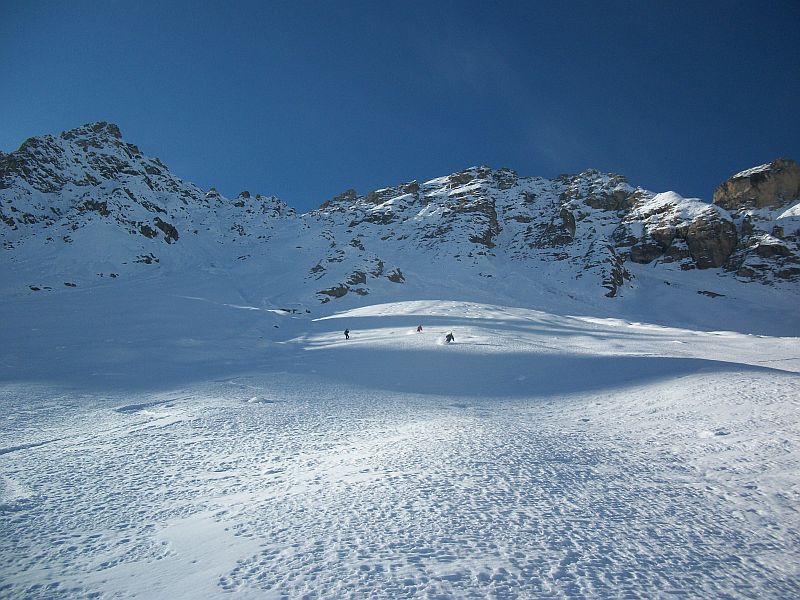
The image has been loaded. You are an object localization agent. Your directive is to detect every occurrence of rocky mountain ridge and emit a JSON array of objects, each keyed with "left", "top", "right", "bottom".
[{"left": 1, "top": 123, "right": 798, "bottom": 308}]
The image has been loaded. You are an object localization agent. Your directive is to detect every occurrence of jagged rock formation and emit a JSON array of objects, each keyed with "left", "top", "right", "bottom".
[
  {"left": 1, "top": 122, "right": 798, "bottom": 305},
  {"left": 615, "top": 192, "right": 738, "bottom": 269},
  {"left": 714, "top": 159, "right": 800, "bottom": 211},
  {"left": 0, "top": 122, "right": 294, "bottom": 269},
  {"left": 710, "top": 159, "right": 800, "bottom": 282}
]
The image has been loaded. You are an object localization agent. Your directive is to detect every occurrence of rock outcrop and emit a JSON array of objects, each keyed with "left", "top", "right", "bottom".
[
  {"left": 0, "top": 122, "right": 294, "bottom": 262},
  {"left": 616, "top": 192, "right": 737, "bottom": 270},
  {"left": 2, "top": 122, "right": 798, "bottom": 302},
  {"left": 712, "top": 159, "right": 800, "bottom": 282},
  {"left": 714, "top": 159, "right": 800, "bottom": 211}
]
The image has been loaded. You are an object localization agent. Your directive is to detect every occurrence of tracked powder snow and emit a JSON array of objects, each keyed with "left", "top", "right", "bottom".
[
  {"left": 1, "top": 283, "right": 799, "bottom": 599},
  {"left": 1, "top": 123, "right": 800, "bottom": 598}
]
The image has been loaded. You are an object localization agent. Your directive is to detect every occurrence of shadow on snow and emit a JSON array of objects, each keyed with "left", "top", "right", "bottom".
[{"left": 292, "top": 345, "right": 793, "bottom": 399}]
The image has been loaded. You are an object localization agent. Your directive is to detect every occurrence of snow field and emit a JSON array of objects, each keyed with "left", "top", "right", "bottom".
[{"left": 1, "top": 297, "right": 799, "bottom": 598}]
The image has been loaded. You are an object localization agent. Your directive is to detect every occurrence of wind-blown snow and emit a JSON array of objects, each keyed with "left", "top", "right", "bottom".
[
  {"left": 630, "top": 191, "right": 729, "bottom": 222},
  {"left": 733, "top": 163, "right": 774, "bottom": 179},
  {"left": 1, "top": 279, "right": 799, "bottom": 599}
]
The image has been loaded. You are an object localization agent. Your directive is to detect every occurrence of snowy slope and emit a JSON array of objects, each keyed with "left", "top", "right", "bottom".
[
  {"left": 1, "top": 288, "right": 799, "bottom": 599},
  {"left": 2, "top": 123, "right": 800, "bottom": 599},
  {"left": 2, "top": 123, "right": 799, "bottom": 324}
]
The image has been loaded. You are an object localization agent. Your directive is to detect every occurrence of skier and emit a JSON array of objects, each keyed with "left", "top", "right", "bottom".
[
  {"left": 416, "top": 325, "right": 423, "bottom": 333},
  {"left": 344, "top": 329, "right": 350, "bottom": 340},
  {"left": 445, "top": 332, "right": 455, "bottom": 344}
]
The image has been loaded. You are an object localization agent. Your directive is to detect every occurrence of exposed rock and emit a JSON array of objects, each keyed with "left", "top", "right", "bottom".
[
  {"left": 649, "top": 227, "right": 674, "bottom": 249},
  {"left": 630, "top": 242, "right": 664, "bottom": 264},
  {"left": 494, "top": 168, "right": 518, "bottom": 190},
  {"left": 530, "top": 208, "right": 575, "bottom": 249},
  {"left": 318, "top": 285, "right": 349, "bottom": 300},
  {"left": 714, "top": 158, "right": 800, "bottom": 211},
  {"left": 710, "top": 159, "right": 800, "bottom": 282},
  {"left": 79, "top": 199, "right": 110, "bottom": 217},
  {"left": 346, "top": 271, "right": 367, "bottom": 285},
  {"left": 611, "top": 223, "right": 638, "bottom": 248},
  {"left": 662, "top": 240, "right": 691, "bottom": 263},
  {"left": 154, "top": 217, "right": 179, "bottom": 243},
  {"left": 619, "top": 191, "right": 739, "bottom": 270},
  {"left": 371, "top": 260, "right": 385, "bottom": 277},
  {"left": 560, "top": 208, "right": 576, "bottom": 238},
  {"left": 3, "top": 121, "right": 799, "bottom": 303},
  {"left": 777, "top": 267, "right": 800, "bottom": 279},
  {"left": 755, "top": 241, "right": 792, "bottom": 258},
  {"left": 602, "top": 248, "right": 630, "bottom": 297},
  {"left": 359, "top": 211, "right": 397, "bottom": 226},
  {"left": 139, "top": 223, "right": 157, "bottom": 239},
  {"left": 448, "top": 166, "right": 492, "bottom": 187},
  {"left": 319, "top": 189, "right": 358, "bottom": 210},
  {"left": 60, "top": 121, "right": 122, "bottom": 141},
  {"left": 134, "top": 253, "right": 159, "bottom": 264},
  {"left": 685, "top": 216, "right": 738, "bottom": 268},
  {"left": 584, "top": 189, "right": 633, "bottom": 211},
  {"left": 387, "top": 269, "right": 405, "bottom": 283}
]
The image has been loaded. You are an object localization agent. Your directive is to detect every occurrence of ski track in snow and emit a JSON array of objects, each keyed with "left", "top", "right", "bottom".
[{"left": 1, "top": 301, "right": 799, "bottom": 599}]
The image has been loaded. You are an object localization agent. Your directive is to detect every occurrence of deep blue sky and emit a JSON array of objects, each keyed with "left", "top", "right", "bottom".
[{"left": 2, "top": 1, "right": 798, "bottom": 211}]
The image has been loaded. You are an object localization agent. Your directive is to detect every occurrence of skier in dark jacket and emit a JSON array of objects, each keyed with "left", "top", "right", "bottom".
[
  {"left": 344, "top": 329, "right": 350, "bottom": 340},
  {"left": 445, "top": 332, "right": 455, "bottom": 343}
]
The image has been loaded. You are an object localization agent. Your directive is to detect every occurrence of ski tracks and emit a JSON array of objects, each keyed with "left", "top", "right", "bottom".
[{"left": 1, "top": 375, "right": 798, "bottom": 599}]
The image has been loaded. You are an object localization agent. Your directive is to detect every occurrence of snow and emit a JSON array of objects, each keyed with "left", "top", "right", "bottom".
[
  {"left": 775, "top": 200, "right": 800, "bottom": 235},
  {"left": 779, "top": 200, "right": 800, "bottom": 219},
  {"left": 2, "top": 278, "right": 799, "bottom": 599},
  {"left": 631, "top": 191, "right": 728, "bottom": 222},
  {"left": 733, "top": 163, "right": 774, "bottom": 179},
  {"left": 2, "top": 130, "right": 800, "bottom": 597},
  {"left": 735, "top": 199, "right": 800, "bottom": 237}
]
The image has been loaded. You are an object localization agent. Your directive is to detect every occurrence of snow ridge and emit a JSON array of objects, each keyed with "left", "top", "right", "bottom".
[{"left": 1, "top": 123, "right": 799, "bottom": 316}]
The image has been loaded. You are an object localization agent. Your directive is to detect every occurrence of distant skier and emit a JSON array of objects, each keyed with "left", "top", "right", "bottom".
[
  {"left": 445, "top": 332, "right": 455, "bottom": 344},
  {"left": 416, "top": 325, "right": 423, "bottom": 333},
  {"left": 344, "top": 329, "right": 350, "bottom": 340}
]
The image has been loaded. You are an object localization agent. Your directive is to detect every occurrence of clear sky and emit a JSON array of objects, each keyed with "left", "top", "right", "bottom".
[{"left": 2, "top": 0, "right": 798, "bottom": 211}]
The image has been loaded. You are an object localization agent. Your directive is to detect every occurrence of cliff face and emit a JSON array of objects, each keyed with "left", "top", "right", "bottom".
[
  {"left": 714, "top": 159, "right": 800, "bottom": 211},
  {"left": 711, "top": 159, "right": 800, "bottom": 282},
  {"left": 1, "top": 123, "right": 798, "bottom": 305}
]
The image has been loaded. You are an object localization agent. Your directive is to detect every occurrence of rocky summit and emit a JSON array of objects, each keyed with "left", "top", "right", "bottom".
[{"left": 1, "top": 123, "right": 799, "bottom": 309}]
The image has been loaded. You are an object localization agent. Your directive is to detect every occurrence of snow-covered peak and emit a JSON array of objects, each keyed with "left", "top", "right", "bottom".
[
  {"left": 59, "top": 120, "right": 124, "bottom": 142},
  {"left": 1, "top": 124, "right": 798, "bottom": 308}
]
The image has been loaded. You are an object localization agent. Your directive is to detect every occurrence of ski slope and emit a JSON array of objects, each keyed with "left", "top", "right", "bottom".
[{"left": 2, "top": 285, "right": 799, "bottom": 599}]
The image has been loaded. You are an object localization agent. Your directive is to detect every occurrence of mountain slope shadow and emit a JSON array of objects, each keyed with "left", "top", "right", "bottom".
[{"left": 295, "top": 347, "right": 795, "bottom": 398}]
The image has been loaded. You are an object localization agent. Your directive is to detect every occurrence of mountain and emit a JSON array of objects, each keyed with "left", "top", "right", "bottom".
[
  {"left": 2, "top": 122, "right": 799, "bottom": 327},
  {"left": 2, "top": 126, "right": 800, "bottom": 600}
]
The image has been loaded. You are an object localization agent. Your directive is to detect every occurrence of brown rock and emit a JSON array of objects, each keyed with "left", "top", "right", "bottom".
[
  {"left": 346, "top": 271, "right": 367, "bottom": 285},
  {"left": 319, "top": 285, "right": 349, "bottom": 299},
  {"left": 387, "top": 268, "right": 405, "bottom": 283},
  {"left": 713, "top": 158, "right": 800, "bottom": 210},
  {"left": 686, "top": 217, "right": 738, "bottom": 268},
  {"left": 755, "top": 242, "right": 792, "bottom": 258},
  {"left": 630, "top": 243, "right": 664, "bottom": 264}
]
